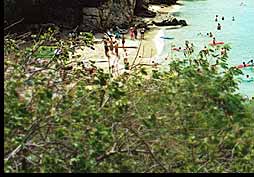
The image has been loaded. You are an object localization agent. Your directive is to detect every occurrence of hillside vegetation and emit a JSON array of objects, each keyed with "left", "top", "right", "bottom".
[{"left": 4, "top": 29, "right": 254, "bottom": 172}]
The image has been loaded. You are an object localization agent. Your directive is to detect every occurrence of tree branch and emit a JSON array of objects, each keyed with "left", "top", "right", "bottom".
[
  {"left": 4, "top": 18, "right": 24, "bottom": 31},
  {"left": 128, "top": 127, "right": 169, "bottom": 172}
]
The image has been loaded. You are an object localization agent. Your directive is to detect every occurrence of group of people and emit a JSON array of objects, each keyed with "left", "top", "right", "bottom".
[
  {"left": 103, "top": 28, "right": 132, "bottom": 75},
  {"left": 214, "top": 15, "right": 222, "bottom": 30},
  {"left": 183, "top": 40, "right": 194, "bottom": 57},
  {"left": 242, "top": 60, "right": 254, "bottom": 67},
  {"left": 103, "top": 35, "right": 119, "bottom": 58},
  {"left": 129, "top": 25, "right": 145, "bottom": 40},
  {"left": 214, "top": 14, "right": 236, "bottom": 31},
  {"left": 101, "top": 25, "right": 148, "bottom": 75},
  {"left": 172, "top": 40, "right": 195, "bottom": 57}
]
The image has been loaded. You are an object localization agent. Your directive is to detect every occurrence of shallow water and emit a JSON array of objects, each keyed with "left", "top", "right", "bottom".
[{"left": 160, "top": 0, "right": 254, "bottom": 97}]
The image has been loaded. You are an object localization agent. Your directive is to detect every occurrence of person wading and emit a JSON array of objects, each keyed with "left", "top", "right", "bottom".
[
  {"left": 217, "top": 23, "right": 222, "bottom": 30},
  {"left": 215, "top": 15, "right": 218, "bottom": 22}
]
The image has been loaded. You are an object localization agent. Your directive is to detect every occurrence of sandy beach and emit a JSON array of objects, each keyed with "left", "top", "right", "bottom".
[{"left": 74, "top": 3, "right": 182, "bottom": 74}]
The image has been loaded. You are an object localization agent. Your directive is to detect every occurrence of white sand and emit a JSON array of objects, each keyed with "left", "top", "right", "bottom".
[{"left": 73, "top": 3, "right": 182, "bottom": 73}]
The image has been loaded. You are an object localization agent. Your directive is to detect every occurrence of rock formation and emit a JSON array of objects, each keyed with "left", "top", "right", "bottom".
[
  {"left": 150, "top": 0, "right": 177, "bottom": 5},
  {"left": 152, "top": 17, "right": 187, "bottom": 26},
  {"left": 81, "top": 0, "right": 137, "bottom": 31},
  {"left": 4, "top": 0, "right": 182, "bottom": 32}
]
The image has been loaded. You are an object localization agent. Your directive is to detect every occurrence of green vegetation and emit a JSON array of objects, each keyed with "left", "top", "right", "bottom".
[
  {"left": 33, "top": 46, "right": 57, "bottom": 59},
  {"left": 4, "top": 29, "right": 254, "bottom": 173}
]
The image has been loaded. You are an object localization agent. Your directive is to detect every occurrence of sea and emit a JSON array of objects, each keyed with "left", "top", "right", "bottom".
[{"left": 157, "top": 0, "right": 254, "bottom": 98}]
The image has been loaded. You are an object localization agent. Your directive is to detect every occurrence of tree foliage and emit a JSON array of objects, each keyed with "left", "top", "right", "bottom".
[{"left": 4, "top": 28, "right": 254, "bottom": 173}]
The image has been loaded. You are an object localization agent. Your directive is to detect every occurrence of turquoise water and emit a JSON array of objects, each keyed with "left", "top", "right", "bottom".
[{"left": 160, "top": 0, "right": 254, "bottom": 98}]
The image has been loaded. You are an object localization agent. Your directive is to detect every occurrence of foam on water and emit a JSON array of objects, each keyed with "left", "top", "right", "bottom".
[{"left": 154, "top": 29, "right": 165, "bottom": 58}]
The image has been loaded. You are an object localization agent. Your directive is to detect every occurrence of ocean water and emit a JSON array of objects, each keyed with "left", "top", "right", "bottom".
[{"left": 159, "top": 0, "right": 254, "bottom": 97}]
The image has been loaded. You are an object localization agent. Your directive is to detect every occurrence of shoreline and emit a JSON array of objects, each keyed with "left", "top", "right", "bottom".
[
  {"left": 74, "top": 3, "right": 183, "bottom": 72},
  {"left": 149, "top": 3, "right": 183, "bottom": 58}
]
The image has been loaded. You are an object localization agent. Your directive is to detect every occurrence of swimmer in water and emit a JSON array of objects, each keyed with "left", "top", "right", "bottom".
[
  {"left": 243, "top": 62, "right": 246, "bottom": 67},
  {"left": 213, "top": 37, "right": 216, "bottom": 45},
  {"left": 232, "top": 16, "right": 235, "bottom": 21},
  {"left": 215, "top": 15, "right": 218, "bottom": 22},
  {"left": 247, "top": 59, "right": 254, "bottom": 65},
  {"left": 217, "top": 23, "right": 221, "bottom": 30},
  {"left": 197, "top": 32, "right": 202, "bottom": 36}
]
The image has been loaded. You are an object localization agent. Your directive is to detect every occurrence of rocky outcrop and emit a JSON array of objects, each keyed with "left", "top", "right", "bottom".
[
  {"left": 81, "top": 0, "right": 158, "bottom": 31},
  {"left": 82, "top": 0, "right": 137, "bottom": 31},
  {"left": 150, "top": 0, "right": 177, "bottom": 5},
  {"left": 152, "top": 16, "right": 187, "bottom": 26},
  {"left": 4, "top": 0, "right": 181, "bottom": 33},
  {"left": 81, "top": 0, "right": 180, "bottom": 31}
]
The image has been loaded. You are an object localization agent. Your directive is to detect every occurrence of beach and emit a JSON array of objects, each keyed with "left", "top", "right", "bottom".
[{"left": 74, "top": 3, "right": 182, "bottom": 73}]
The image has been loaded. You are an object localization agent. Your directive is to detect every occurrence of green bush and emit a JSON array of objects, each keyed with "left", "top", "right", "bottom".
[{"left": 4, "top": 28, "right": 254, "bottom": 173}]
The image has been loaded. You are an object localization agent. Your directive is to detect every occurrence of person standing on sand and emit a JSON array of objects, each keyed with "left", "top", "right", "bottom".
[
  {"left": 103, "top": 38, "right": 110, "bottom": 58},
  {"left": 140, "top": 28, "right": 145, "bottom": 40},
  {"left": 113, "top": 40, "right": 119, "bottom": 58},
  {"left": 213, "top": 37, "right": 216, "bottom": 45},
  {"left": 123, "top": 49, "right": 128, "bottom": 60},
  {"left": 130, "top": 27, "right": 134, "bottom": 40},
  {"left": 109, "top": 37, "right": 114, "bottom": 55},
  {"left": 124, "top": 58, "right": 130, "bottom": 70},
  {"left": 121, "top": 34, "right": 125, "bottom": 47},
  {"left": 122, "top": 49, "right": 129, "bottom": 71},
  {"left": 133, "top": 25, "right": 138, "bottom": 39}
]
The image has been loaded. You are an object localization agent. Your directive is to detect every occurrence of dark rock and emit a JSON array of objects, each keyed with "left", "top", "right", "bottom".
[
  {"left": 150, "top": 0, "right": 177, "bottom": 5},
  {"left": 179, "top": 19, "right": 187, "bottom": 26},
  {"left": 5, "top": 0, "right": 182, "bottom": 33},
  {"left": 152, "top": 16, "right": 187, "bottom": 26},
  {"left": 171, "top": 18, "right": 179, "bottom": 25}
]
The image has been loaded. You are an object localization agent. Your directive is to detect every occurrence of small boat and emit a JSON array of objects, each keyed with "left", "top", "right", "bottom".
[
  {"left": 209, "top": 41, "right": 224, "bottom": 46},
  {"left": 241, "top": 77, "right": 254, "bottom": 82},
  {"left": 235, "top": 63, "right": 251, "bottom": 69},
  {"left": 160, "top": 36, "right": 174, "bottom": 40}
]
